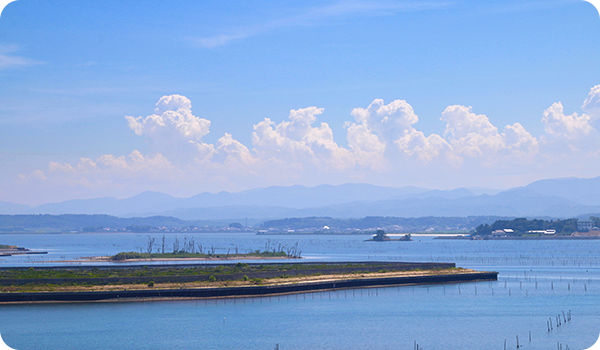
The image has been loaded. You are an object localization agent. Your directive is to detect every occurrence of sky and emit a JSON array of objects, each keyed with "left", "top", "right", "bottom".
[{"left": 0, "top": 0, "right": 599, "bottom": 206}]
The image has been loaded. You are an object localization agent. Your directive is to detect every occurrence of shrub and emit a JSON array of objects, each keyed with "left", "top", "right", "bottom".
[
  {"left": 111, "top": 252, "right": 145, "bottom": 261},
  {"left": 242, "top": 275, "right": 249, "bottom": 281},
  {"left": 208, "top": 275, "right": 217, "bottom": 282},
  {"left": 147, "top": 281, "right": 154, "bottom": 287}
]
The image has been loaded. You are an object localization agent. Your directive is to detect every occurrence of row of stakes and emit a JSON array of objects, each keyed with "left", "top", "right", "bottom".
[
  {"left": 198, "top": 279, "right": 583, "bottom": 307},
  {"left": 548, "top": 310, "right": 572, "bottom": 332},
  {"left": 412, "top": 309, "right": 573, "bottom": 350}
]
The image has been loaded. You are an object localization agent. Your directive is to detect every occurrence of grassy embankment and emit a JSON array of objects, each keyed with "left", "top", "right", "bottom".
[{"left": 0, "top": 263, "right": 475, "bottom": 293}]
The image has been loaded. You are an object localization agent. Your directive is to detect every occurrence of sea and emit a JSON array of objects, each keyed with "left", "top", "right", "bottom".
[{"left": 0, "top": 232, "right": 599, "bottom": 350}]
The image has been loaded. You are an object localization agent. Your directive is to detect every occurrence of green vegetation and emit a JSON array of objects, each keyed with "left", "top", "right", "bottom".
[
  {"left": 0, "top": 262, "right": 473, "bottom": 294},
  {"left": 475, "top": 218, "right": 577, "bottom": 236},
  {"left": 0, "top": 244, "right": 15, "bottom": 249},
  {"left": 0, "top": 262, "right": 434, "bottom": 280},
  {"left": 109, "top": 250, "right": 288, "bottom": 261},
  {"left": 109, "top": 237, "right": 301, "bottom": 261}
]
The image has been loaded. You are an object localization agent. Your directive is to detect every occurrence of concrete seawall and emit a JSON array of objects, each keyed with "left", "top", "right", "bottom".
[{"left": 0, "top": 272, "right": 497, "bottom": 304}]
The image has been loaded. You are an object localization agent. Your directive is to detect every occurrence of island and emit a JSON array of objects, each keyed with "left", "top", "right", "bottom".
[
  {"left": 365, "top": 230, "right": 413, "bottom": 242},
  {"left": 0, "top": 261, "right": 497, "bottom": 303},
  {"left": 73, "top": 239, "right": 303, "bottom": 262}
]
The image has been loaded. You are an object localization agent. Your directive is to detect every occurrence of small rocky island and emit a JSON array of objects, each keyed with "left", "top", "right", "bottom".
[{"left": 367, "top": 230, "right": 413, "bottom": 242}]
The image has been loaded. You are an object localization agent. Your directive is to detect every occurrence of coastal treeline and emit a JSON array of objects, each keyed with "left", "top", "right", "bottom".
[
  {"left": 261, "top": 216, "right": 510, "bottom": 232},
  {"left": 475, "top": 218, "right": 578, "bottom": 236}
]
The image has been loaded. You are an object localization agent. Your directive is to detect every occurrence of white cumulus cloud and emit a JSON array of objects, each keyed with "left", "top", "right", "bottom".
[
  {"left": 541, "top": 102, "right": 594, "bottom": 140},
  {"left": 582, "top": 84, "right": 600, "bottom": 123},
  {"left": 125, "top": 95, "right": 215, "bottom": 162},
  {"left": 441, "top": 105, "right": 504, "bottom": 159},
  {"left": 252, "top": 107, "right": 354, "bottom": 170},
  {"left": 539, "top": 88, "right": 600, "bottom": 157},
  {"left": 347, "top": 99, "right": 453, "bottom": 166},
  {"left": 12, "top": 86, "right": 600, "bottom": 204}
]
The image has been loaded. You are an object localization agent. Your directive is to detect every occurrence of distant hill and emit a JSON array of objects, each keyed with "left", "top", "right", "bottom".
[
  {"left": 33, "top": 191, "right": 178, "bottom": 215},
  {"left": 0, "top": 201, "right": 32, "bottom": 215},
  {"left": 1, "top": 176, "right": 599, "bottom": 220},
  {"left": 518, "top": 177, "right": 600, "bottom": 206},
  {"left": 0, "top": 214, "right": 188, "bottom": 232}
]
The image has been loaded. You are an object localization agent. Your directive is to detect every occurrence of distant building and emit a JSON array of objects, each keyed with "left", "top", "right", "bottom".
[
  {"left": 491, "top": 229, "right": 514, "bottom": 237},
  {"left": 578, "top": 220, "right": 593, "bottom": 232}
]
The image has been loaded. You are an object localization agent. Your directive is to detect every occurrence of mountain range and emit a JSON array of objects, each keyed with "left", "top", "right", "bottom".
[{"left": 1, "top": 176, "right": 599, "bottom": 220}]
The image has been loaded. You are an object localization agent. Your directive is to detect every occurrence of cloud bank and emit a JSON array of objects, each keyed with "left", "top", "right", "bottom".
[{"left": 15, "top": 85, "right": 600, "bottom": 202}]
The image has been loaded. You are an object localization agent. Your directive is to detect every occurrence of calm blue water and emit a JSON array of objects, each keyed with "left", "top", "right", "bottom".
[{"left": 0, "top": 233, "right": 599, "bottom": 349}]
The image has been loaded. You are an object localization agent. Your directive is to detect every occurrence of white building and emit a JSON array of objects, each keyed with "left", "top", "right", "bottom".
[
  {"left": 577, "top": 220, "right": 593, "bottom": 232},
  {"left": 492, "top": 229, "right": 514, "bottom": 236}
]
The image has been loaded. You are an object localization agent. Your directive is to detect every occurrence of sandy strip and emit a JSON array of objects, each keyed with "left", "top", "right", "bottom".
[{"left": 0, "top": 269, "right": 481, "bottom": 294}]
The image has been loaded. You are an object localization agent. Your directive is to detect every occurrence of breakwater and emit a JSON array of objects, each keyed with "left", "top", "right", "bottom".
[{"left": 0, "top": 271, "right": 497, "bottom": 303}]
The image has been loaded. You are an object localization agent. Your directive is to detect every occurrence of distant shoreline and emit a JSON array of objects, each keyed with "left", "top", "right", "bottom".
[
  {"left": 436, "top": 236, "right": 600, "bottom": 240},
  {"left": 256, "top": 232, "right": 468, "bottom": 236}
]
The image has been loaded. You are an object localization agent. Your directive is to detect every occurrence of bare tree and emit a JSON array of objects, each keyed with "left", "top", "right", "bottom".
[
  {"left": 146, "top": 237, "right": 155, "bottom": 254},
  {"left": 173, "top": 236, "right": 179, "bottom": 253}
]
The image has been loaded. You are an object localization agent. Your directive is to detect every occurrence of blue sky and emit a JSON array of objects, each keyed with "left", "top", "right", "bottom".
[{"left": 1, "top": 0, "right": 599, "bottom": 205}]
